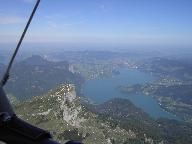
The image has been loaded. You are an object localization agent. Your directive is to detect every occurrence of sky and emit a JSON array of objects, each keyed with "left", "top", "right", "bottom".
[{"left": 0, "top": 0, "right": 192, "bottom": 47}]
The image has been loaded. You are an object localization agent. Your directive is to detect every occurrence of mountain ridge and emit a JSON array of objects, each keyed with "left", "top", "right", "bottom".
[
  {"left": 14, "top": 84, "right": 140, "bottom": 144},
  {"left": 1, "top": 55, "right": 84, "bottom": 100},
  {"left": 14, "top": 84, "right": 192, "bottom": 144}
]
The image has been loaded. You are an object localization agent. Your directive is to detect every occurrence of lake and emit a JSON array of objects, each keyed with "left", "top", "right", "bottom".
[{"left": 82, "top": 68, "right": 180, "bottom": 120}]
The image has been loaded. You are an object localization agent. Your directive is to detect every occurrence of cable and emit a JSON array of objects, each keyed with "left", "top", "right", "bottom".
[{"left": 0, "top": 0, "right": 41, "bottom": 87}]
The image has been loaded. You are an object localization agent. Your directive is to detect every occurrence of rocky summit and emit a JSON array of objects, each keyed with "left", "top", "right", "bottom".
[
  {"left": 14, "top": 84, "right": 139, "bottom": 144},
  {"left": 14, "top": 84, "right": 192, "bottom": 144}
]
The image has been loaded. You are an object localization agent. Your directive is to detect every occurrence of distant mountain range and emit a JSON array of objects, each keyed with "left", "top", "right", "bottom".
[
  {"left": 0, "top": 55, "right": 84, "bottom": 100},
  {"left": 0, "top": 63, "right": 4, "bottom": 72},
  {"left": 0, "top": 54, "right": 5, "bottom": 64},
  {"left": 1, "top": 52, "right": 192, "bottom": 143},
  {"left": 140, "top": 57, "right": 192, "bottom": 81}
]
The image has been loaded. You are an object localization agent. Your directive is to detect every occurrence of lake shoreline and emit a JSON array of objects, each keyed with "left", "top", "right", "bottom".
[{"left": 82, "top": 68, "right": 180, "bottom": 120}]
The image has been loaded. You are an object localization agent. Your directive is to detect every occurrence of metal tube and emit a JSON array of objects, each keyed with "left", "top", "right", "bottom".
[
  {"left": 0, "top": 0, "right": 41, "bottom": 87},
  {"left": 0, "top": 0, "right": 40, "bottom": 118}
]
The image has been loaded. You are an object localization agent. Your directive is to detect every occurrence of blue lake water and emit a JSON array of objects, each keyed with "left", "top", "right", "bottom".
[{"left": 82, "top": 68, "right": 180, "bottom": 120}]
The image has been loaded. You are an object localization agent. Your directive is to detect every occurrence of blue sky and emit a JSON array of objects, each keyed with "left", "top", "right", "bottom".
[{"left": 0, "top": 0, "right": 192, "bottom": 46}]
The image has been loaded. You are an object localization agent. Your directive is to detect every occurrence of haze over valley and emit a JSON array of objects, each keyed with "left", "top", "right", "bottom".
[
  {"left": 1, "top": 47, "right": 192, "bottom": 143},
  {"left": 1, "top": 0, "right": 192, "bottom": 143}
]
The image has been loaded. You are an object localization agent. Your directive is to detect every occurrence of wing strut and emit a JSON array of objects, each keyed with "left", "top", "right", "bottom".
[{"left": 0, "top": 0, "right": 41, "bottom": 87}]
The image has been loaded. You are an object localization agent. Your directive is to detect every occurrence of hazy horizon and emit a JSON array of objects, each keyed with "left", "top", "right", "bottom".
[{"left": 0, "top": 0, "right": 192, "bottom": 46}]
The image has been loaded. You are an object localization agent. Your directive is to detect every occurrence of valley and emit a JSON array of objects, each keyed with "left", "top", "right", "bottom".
[{"left": 1, "top": 51, "right": 192, "bottom": 143}]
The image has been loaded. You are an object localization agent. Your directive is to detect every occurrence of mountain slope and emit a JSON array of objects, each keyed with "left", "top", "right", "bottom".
[
  {"left": 3, "top": 55, "right": 84, "bottom": 100},
  {"left": 14, "top": 84, "right": 192, "bottom": 144},
  {"left": 14, "top": 84, "right": 158, "bottom": 144},
  {"left": 0, "top": 63, "right": 4, "bottom": 78}
]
